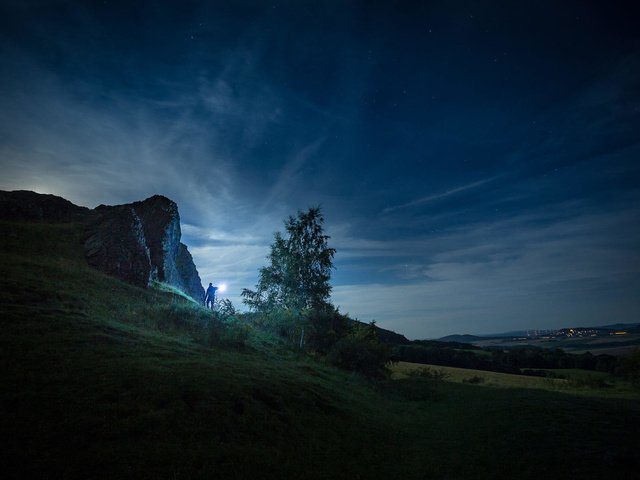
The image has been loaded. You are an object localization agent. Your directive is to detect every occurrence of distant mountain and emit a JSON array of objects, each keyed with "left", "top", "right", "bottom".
[
  {"left": 438, "top": 334, "right": 486, "bottom": 343},
  {"left": 589, "top": 322, "right": 640, "bottom": 331},
  {"left": 440, "top": 323, "right": 640, "bottom": 341}
]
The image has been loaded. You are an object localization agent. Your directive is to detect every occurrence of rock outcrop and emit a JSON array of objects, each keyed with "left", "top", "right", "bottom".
[
  {"left": 0, "top": 190, "right": 205, "bottom": 302},
  {"left": 84, "top": 205, "right": 152, "bottom": 289},
  {"left": 129, "top": 196, "right": 184, "bottom": 290},
  {"left": 176, "top": 243, "right": 205, "bottom": 303},
  {"left": 85, "top": 195, "right": 205, "bottom": 302}
]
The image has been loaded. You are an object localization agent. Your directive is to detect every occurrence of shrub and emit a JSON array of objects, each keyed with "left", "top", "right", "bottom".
[
  {"left": 407, "top": 366, "right": 449, "bottom": 381},
  {"left": 326, "top": 326, "right": 391, "bottom": 379},
  {"left": 616, "top": 348, "right": 640, "bottom": 383},
  {"left": 306, "top": 307, "right": 351, "bottom": 353},
  {"left": 220, "top": 317, "right": 252, "bottom": 351},
  {"left": 202, "top": 300, "right": 256, "bottom": 351},
  {"left": 570, "top": 376, "right": 611, "bottom": 389},
  {"left": 462, "top": 375, "right": 485, "bottom": 384}
]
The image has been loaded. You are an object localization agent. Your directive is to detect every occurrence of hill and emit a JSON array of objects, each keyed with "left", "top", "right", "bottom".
[
  {"left": 438, "top": 334, "right": 487, "bottom": 343},
  {"left": 2, "top": 202, "right": 640, "bottom": 479},
  {"left": 369, "top": 322, "right": 411, "bottom": 345},
  {"left": 440, "top": 323, "right": 640, "bottom": 342}
]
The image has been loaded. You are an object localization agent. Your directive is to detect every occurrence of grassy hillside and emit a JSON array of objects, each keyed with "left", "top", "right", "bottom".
[{"left": 2, "top": 220, "right": 640, "bottom": 479}]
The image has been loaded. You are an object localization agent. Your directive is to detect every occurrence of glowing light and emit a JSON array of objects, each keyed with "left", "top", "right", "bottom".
[{"left": 218, "top": 283, "right": 227, "bottom": 293}]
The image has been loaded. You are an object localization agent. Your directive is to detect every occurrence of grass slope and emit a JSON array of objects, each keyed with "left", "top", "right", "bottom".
[{"left": 1, "top": 220, "right": 640, "bottom": 479}]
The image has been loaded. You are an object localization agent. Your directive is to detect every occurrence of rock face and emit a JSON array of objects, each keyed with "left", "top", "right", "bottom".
[
  {"left": 1, "top": 190, "right": 205, "bottom": 302},
  {"left": 85, "top": 195, "right": 205, "bottom": 302},
  {"left": 84, "top": 205, "right": 152, "bottom": 289},
  {"left": 0, "top": 190, "right": 90, "bottom": 222},
  {"left": 129, "top": 196, "right": 183, "bottom": 289},
  {"left": 176, "top": 243, "right": 204, "bottom": 303}
]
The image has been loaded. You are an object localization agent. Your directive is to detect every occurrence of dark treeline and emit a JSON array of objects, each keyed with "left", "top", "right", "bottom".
[
  {"left": 394, "top": 344, "right": 504, "bottom": 371},
  {"left": 393, "top": 343, "right": 635, "bottom": 378}
]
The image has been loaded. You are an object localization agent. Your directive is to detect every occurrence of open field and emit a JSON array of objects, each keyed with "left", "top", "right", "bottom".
[
  {"left": 392, "top": 362, "right": 640, "bottom": 399},
  {"left": 393, "top": 361, "right": 569, "bottom": 388},
  {"left": 2, "top": 220, "right": 640, "bottom": 479}
]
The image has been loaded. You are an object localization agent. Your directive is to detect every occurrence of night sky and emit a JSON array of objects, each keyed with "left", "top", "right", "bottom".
[{"left": 1, "top": 1, "right": 639, "bottom": 338}]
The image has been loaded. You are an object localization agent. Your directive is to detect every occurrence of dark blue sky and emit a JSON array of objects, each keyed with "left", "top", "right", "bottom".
[{"left": 1, "top": 0, "right": 639, "bottom": 338}]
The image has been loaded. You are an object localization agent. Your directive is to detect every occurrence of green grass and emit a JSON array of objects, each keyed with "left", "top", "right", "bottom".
[
  {"left": 393, "top": 361, "right": 569, "bottom": 388},
  {"left": 393, "top": 362, "right": 640, "bottom": 399},
  {"left": 2, "top": 220, "right": 640, "bottom": 479},
  {"left": 150, "top": 280, "right": 202, "bottom": 305}
]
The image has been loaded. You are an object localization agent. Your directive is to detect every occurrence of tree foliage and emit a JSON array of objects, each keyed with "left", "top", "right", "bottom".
[
  {"left": 306, "top": 307, "right": 351, "bottom": 354},
  {"left": 242, "top": 207, "right": 336, "bottom": 313},
  {"left": 326, "top": 321, "right": 392, "bottom": 378}
]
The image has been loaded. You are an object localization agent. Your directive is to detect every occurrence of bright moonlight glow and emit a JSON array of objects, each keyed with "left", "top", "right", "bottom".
[{"left": 218, "top": 283, "right": 227, "bottom": 293}]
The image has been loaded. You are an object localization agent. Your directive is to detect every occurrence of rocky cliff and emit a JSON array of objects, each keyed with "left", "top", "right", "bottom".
[
  {"left": 84, "top": 204, "right": 152, "bottom": 289},
  {"left": 1, "top": 190, "right": 205, "bottom": 302},
  {"left": 86, "top": 195, "right": 205, "bottom": 302}
]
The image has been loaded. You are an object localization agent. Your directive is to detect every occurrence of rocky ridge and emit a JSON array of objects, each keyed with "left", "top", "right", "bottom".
[
  {"left": 1, "top": 190, "right": 205, "bottom": 302},
  {"left": 0, "top": 190, "right": 90, "bottom": 222}
]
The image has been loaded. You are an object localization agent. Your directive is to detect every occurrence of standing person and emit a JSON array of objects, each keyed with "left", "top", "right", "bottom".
[{"left": 204, "top": 283, "right": 218, "bottom": 310}]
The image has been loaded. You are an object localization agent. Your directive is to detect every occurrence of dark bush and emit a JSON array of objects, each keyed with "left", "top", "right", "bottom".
[
  {"left": 407, "top": 366, "right": 449, "bottom": 381},
  {"left": 570, "top": 376, "right": 611, "bottom": 389},
  {"left": 220, "top": 317, "right": 252, "bottom": 351},
  {"left": 326, "top": 324, "right": 391, "bottom": 378},
  {"left": 306, "top": 308, "right": 351, "bottom": 354},
  {"left": 462, "top": 375, "right": 485, "bottom": 384},
  {"left": 616, "top": 348, "right": 640, "bottom": 383}
]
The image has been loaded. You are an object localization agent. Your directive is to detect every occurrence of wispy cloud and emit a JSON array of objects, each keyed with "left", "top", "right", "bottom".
[
  {"left": 332, "top": 203, "right": 640, "bottom": 338},
  {"left": 262, "top": 137, "right": 326, "bottom": 210},
  {"left": 2, "top": 3, "right": 638, "bottom": 340},
  {"left": 0, "top": 45, "right": 287, "bottom": 309},
  {"left": 381, "top": 176, "right": 499, "bottom": 214}
]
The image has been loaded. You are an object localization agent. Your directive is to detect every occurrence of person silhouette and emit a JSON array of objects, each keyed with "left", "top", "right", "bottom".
[{"left": 205, "top": 283, "right": 218, "bottom": 309}]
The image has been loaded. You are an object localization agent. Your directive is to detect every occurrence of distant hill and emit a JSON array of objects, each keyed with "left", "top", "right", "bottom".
[
  {"left": 438, "top": 334, "right": 486, "bottom": 343},
  {"left": 480, "top": 330, "right": 529, "bottom": 338},
  {"left": 364, "top": 323, "right": 411, "bottom": 345},
  {"left": 589, "top": 323, "right": 640, "bottom": 332},
  {"left": 441, "top": 323, "right": 640, "bottom": 341}
]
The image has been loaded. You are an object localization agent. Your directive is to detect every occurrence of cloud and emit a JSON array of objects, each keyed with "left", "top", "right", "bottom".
[
  {"left": 2, "top": 5, "right": 638, "bottom": 341},
  {"left": 0, "top": 63, "right": 224, "bottom": 205},
  {"left": 262, "top": 137, "right": 326, "bottom": 210},
  {"left": 0, "top": 43, "right": 289, "bottom": 311},
  {"left": 381, "top": 176, "right": 499, "bottom": 214},
  {"left": 332, "top": 204, "right": 640, "bottom": 338}
]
